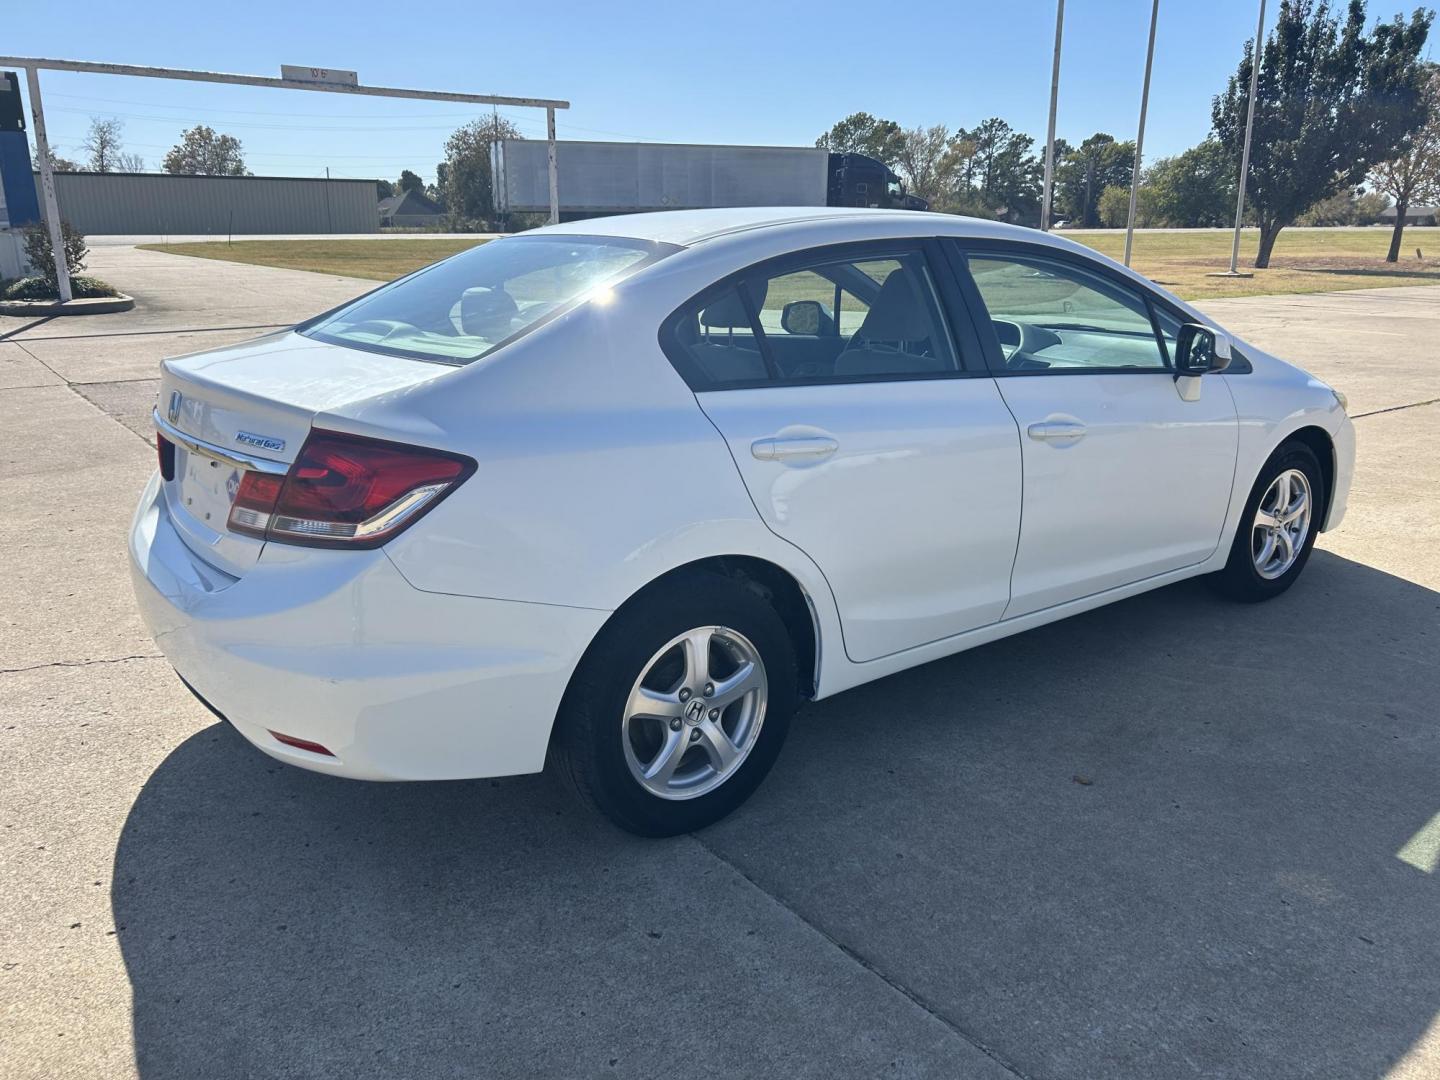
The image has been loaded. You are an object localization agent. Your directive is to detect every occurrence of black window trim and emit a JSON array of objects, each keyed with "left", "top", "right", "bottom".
[
  {"left": 658, "top": 237, "right": 989, "bottom": 392},
  {"left": 943, "top": 237, "right": 1252, "bottom": 377}
]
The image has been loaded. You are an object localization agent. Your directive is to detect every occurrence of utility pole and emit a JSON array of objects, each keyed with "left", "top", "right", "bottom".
[
  {"left": 1225, "top": 0, "right": 1267, "bottom": 275},
  {"left": 1124, "top": 0, "right": 1160, "bottom": 266},
  {"left": 1040, "top": 0, "right": 1065, "bottom": 231}
]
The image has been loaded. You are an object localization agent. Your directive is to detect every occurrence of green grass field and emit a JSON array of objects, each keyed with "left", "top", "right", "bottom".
[{"left": 140, "top": 226, "right": 1440, "bottom": 301}]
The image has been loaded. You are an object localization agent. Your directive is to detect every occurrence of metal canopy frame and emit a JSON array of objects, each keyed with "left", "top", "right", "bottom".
[{"left": 0, "top": 55, "right": 569, "bottom": 302}]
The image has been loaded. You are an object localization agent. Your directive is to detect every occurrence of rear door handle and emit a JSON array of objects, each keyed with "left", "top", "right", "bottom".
[
  {"left": 1026, "top": 420, "right": 1087, "bottom": 442},
  {"left": 750, "top": 435, "right": 839, "bottom": 462}
]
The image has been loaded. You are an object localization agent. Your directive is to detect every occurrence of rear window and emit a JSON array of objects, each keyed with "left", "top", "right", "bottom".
[{"left": 302, "top": 234, "right": 673, "bottom": 365}]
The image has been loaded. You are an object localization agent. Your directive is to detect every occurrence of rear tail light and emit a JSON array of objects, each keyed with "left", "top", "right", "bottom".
[
  {"left": 157, "top": 433, "right": 176, "bottom": 481},
  {"left": 227, "top": 429, "right": 475, "bottom": 548}
]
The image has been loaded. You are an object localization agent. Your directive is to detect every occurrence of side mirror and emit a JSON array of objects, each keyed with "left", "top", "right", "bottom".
[
  {"left": 780, "top": 299, "right": 832, "bottom": 336},
  {"left": 1175, "top": 323, "right": 1233, "bottom": 375}
]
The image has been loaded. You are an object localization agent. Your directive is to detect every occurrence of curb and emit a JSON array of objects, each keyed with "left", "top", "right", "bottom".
[{"left": 0, "top": 294, "right": 136, "bottom": 316}]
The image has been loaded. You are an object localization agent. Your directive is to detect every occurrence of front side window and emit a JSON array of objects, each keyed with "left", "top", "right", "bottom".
[
  {"left": 304, "top": 234, "right": 670, "bottom": 365},
  {"left": 965, "top": 252, "right": 1167, "bottom": 373},
  {"left": 665, "top": 248, "right": 959, "bottom": 389}
]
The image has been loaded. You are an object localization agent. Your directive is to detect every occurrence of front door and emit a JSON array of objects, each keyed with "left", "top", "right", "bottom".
[
  {"left": 664, "top": 241, "right": 1022, "bottom": 662},
  {"left": 953, "top": 245, "right": 1239, "bottom": 618}
]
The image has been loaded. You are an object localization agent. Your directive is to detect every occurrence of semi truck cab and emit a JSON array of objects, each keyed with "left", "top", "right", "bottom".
[{"left": 826, "top": 152, "right": 929, "bottom": 211}]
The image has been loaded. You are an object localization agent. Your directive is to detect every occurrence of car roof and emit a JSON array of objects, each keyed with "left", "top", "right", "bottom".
[
  {"left": 538, "top": 206, "right": 1057, "bottom": 249},
  {"left": 536, "top": 206, "right": 1204, "bottom": 325}
]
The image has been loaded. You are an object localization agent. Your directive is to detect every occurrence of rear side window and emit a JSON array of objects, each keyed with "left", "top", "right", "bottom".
[
  {"left": 664, "top": 248, "right": 959, "bottom": 389},
  {"left": 303, "top": 234, "right": 672, "bottom": 365}
]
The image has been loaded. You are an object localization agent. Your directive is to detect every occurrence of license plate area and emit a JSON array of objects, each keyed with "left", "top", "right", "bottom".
[{"left": 174, "top": 444, "right": 245, "bottom": 531}]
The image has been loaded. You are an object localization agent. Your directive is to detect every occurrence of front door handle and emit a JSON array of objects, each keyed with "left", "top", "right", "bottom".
[
  {"left": 1026, "top": 420, "right": 1087, "bottom": 442},
  {"left": 751, "top": 435, "right": 839, "bottom": 462}
]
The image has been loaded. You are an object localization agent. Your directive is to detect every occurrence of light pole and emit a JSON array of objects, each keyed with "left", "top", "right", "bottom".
[
  {"left": 1124, "top": 0, "right": 1160, "bottom": 266},
  {"left": 1224, "top": 0, "right": 1267, "bottom": 276},
  {"left": 1040, "top": 0, "right": 1065, "bottom": 231}
]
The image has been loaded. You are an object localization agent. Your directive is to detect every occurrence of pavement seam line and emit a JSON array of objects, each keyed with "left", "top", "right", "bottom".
[
  {"left": 10, "top": 338, "right": 66, "bottom": 385},
  {"left": 1351, "top": 397, "right": 1440, "bottom": 419},
  {"left": 0, "top": 654, "right": 163, "bottom": 676},
  {"left": 691, "top": 835, "right": 1033, "bottom": 1080}
]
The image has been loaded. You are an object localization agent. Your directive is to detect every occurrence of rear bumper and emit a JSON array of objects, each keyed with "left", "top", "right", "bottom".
[{"left": 128, "top": 472, "right": 608, "bottom": 780}]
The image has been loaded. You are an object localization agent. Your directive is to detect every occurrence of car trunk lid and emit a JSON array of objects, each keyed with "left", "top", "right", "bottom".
[{"left": 156, "top": 331, "right": 451, "bottom": 576}]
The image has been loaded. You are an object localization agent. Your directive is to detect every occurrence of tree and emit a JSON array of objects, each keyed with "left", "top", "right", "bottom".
[
  {"left": 1055, "top": 133, "right": 1134, "bottom": 227},
  {"left": 1372, "top": 62, "right": 1440, "bottom": 260},
  {"left": 438, "top": 116, "right": 521, "bottom": 223},
  {"left": 1097, "top": 184, "right": 1134, "bottom": 228},
  {"left": 32, "top": 144, "right": 79, "bottom": 172},
  {"left": 82, "top": 118, "right": 123, "bottom": 172},
  {"left": 1143, "top": 139, "right": 1237, "bottom": 227},
  {"left": 815, "top": 112, "right": 906, "bottom": 166},
  {"left": 397, "top": 169, "right": 425, "bottom": 194},
  {"left": 376, "top": 179, "right": 395, "bottom": 199},
  {"left": 431, "top": 162, "right": 449, "bottom": 209},
  {"left": 1295, "top": 185, "right": 1390, "bottom": 223},
  {"left": 79, "top": 117, "right": 143, "bottom": 172},
  {"left": 957, "top": 117, "right": 1042, "bottom": 222},
  {"left": 895, "top": 124, "right": 965, "bottom": 207},
  {"left": 162, "top": 125, "right": 249, "bottom": 176},
  {"left": 1213, "top": 0, "right": 1433, "bottom": 268}
]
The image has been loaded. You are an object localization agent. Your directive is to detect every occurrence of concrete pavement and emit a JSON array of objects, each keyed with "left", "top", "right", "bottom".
[{"left": 1, "top": 245, "right": 1437, "bottom": 1079}]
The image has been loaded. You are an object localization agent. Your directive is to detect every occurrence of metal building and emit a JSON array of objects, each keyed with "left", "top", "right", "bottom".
[{"left": 27, "top": 171, "right": 380, "bottom": 235}]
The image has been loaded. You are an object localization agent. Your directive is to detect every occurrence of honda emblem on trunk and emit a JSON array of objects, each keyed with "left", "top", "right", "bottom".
[{"left": 167, "top": 390, "right": 182, "bottom": 423}]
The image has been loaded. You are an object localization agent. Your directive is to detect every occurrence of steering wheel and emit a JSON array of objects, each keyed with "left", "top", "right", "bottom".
[
  {"left": 350, "top": 318, "right": 418, "bottom": 342},
  {"left": 992, "top": 319, "right": 1060, "bottom": 369}
]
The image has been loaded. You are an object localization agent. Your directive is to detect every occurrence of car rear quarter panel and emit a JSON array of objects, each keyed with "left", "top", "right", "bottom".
[{"left": 323, "top": 277, "right": 843, "bottom": 652}]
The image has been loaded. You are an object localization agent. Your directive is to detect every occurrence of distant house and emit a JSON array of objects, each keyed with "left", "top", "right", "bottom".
[
  {"left": 1379, "top": 204, "right": 1438, "bottom": 226},
  {"left": 378, "top": 188, "right": 444, "bottom": 228}
]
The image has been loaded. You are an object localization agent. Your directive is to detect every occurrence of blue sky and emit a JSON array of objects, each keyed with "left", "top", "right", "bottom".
[{"left": 9, "top": 0, "right": 1429, "bottom": 183}]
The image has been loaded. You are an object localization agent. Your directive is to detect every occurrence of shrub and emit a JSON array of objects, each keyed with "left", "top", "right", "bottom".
[
  {"left": 21, "top": 220, "right": 88, "bottom": 290},
  {"left": 1, "top": 275, "right": 118, "bottom": 301}
]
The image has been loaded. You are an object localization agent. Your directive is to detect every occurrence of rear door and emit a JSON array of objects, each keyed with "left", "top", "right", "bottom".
[
  {"left": 949, "top": 242, "right": 1238, "bottom": 617},
  {"left": 663, "top": 239, "right": 1022, "bottom": 663}
]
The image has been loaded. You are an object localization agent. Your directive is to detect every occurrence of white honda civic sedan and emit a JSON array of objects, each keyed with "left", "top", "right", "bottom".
[{"left": 130, "top": 207, "right": 1354, "bottom": 835}]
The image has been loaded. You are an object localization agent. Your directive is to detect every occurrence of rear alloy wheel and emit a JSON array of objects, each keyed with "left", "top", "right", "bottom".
[
  {"left": 1214, "top": 441, "right": 1325, "bottom": 601},
  {"left": 622, "top": 626, "right": 769, "bottom": 801},
  {"left": 556, "top": 573, "right": 797, "bottom": 836}
]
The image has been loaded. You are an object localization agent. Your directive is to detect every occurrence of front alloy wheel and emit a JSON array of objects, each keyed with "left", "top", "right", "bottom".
[{"left": 1215, "top": 440, "right": 1324, "bottom": 601}]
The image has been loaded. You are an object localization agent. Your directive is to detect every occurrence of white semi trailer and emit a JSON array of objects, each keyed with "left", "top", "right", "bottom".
[{"left": 493, "top": 140, "right": 926, "bottom": 218}]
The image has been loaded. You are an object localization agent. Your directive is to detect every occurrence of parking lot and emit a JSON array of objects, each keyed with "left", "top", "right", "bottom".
[{"left": 2, "top": 243, "right": 1437, "bottom": 1079}]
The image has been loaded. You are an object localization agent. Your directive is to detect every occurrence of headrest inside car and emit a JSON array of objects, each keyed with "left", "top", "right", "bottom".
[
  {"left": 699, "top": 281, "right": 768, "bottom": 329},
  {"left": 461, "top": 287, "right": 520, "bottom": 339}
]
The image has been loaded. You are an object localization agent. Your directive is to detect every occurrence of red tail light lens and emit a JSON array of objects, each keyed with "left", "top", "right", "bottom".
[
  {"left": 226, "top": 430, "right": 475, "bottom": 548},
  {"left": 157, "top": 433, "right": 176, "bottom": 481}
]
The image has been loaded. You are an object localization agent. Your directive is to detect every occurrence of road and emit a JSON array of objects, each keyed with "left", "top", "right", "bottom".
[{"left": 2, "top": 244, "right": 1437, "bottom": 1080}]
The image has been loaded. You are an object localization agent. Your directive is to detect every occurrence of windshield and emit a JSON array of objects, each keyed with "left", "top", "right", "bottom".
[{"left": 302, "top": 234, "right": 672, "bottom": 365}]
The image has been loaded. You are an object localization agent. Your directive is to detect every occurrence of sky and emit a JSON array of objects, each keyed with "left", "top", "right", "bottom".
[{"left": 8, "top": 0, "right": 1433, "bottom": 183}]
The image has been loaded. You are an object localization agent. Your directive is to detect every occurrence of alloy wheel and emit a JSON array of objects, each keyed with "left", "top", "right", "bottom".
[
  {"left": 621, "top": 625, "right": 768, "bottom": 800},
  {"left": 1252, "top": 468, "right": 1312, "bottom": 580}
]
